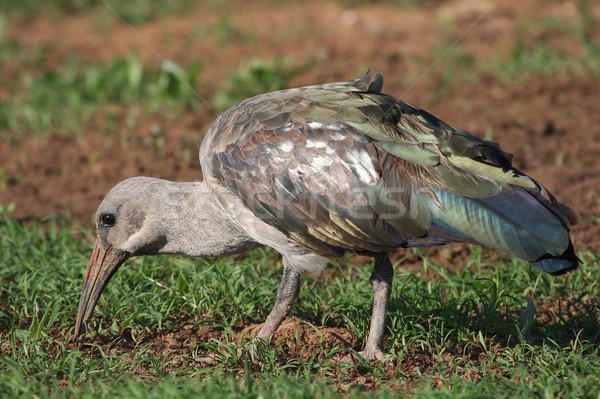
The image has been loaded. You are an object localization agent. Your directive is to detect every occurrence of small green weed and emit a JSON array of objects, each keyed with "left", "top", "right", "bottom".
[
  {"left": 2, "top": 0, "right": 196, "bottom": 23},
  {"left": 493, "top": 41, "right": 600, "bottom": 84},
  {"left": 0, "top": 54, "right": 201, "bottom": 136},
  {"left": 213, "top": 58, "right": 309, "bottom": 112},
  {"left": 338, "top": 0, "right": 425, "bottom": 8}
]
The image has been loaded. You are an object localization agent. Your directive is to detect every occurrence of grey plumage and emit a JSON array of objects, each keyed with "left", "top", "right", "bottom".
[{"left": 75, "top": 72, "right": 578, "bottom": 360}]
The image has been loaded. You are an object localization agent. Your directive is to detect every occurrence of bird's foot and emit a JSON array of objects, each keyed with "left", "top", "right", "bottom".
[
  {"left": 239, "top": 323, "right": 268, "bottom": 342},
  {"left": 333, "top": 347, "right": 386, "bottom": 364},
  {"left": 358, "top": 347, "right": 385, "bottom": 361}
]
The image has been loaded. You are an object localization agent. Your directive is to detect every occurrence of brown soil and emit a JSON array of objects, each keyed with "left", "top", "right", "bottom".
[{"left": 1, "top": 0, "right": 599, "bottom": 389}]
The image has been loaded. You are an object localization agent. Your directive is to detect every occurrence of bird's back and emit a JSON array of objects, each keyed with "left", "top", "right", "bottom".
[{"left": 201, "top": 73, "right": 578, "bottom": 274}]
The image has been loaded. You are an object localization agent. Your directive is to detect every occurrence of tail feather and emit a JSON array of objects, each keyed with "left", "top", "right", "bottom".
[
  {"left": 532, "top": 241, "right": 579, "bottom": 275},
  {"left": 519, "top": 174, "right": 580, "bottom": 228},
  {"left": 429, "top": 185, "right": 578, "bottom": 274}
]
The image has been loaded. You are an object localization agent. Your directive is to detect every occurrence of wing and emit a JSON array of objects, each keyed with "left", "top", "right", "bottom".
[
  {"left": 202, "top": 73, "right": 578, "bottom": 270},
  {"left": 210, "top": 119, "right": 445, "bottom": 257},
  {"left": 203, "top": 72, "right": 526, "bottom": 197}
]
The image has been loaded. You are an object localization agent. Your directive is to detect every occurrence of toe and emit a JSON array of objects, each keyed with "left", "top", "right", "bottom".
[{"left": 358, "top": 347, "right": 385, "bottom": 361}]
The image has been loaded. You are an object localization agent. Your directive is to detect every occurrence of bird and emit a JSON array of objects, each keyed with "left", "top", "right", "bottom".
[{"left": 75, "top": 72, "right": 579, "bottom": 360}]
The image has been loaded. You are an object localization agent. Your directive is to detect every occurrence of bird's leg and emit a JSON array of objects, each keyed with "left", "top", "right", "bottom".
[
  {"left": 256, "top": 264, "right": 300, "bottom": 341},
  {"left": 360, "top": 253, "right": 393, "bottom": 361}
]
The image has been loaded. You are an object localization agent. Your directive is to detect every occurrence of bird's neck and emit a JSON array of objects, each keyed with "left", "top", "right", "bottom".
[{"left": 154, "top": 180, "right": 258, "bottom": 257}]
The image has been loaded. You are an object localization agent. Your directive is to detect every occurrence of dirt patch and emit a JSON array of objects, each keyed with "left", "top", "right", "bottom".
[{"left": 239, "top": 317, "right": 358, "bottom": 358}]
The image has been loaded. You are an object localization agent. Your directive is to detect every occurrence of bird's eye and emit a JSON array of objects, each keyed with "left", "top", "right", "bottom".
[{"left": 100, "top": 213, "right": 116, "bottom": 227}]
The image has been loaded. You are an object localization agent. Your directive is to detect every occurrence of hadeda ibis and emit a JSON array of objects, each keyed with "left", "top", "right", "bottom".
[{"left": 75, "top": 72, "right": 578, "bottom": 360}]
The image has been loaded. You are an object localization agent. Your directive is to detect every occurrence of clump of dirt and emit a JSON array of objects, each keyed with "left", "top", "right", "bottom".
[{"left": 239, "top": 317, "right": 358, "bottom": 358}]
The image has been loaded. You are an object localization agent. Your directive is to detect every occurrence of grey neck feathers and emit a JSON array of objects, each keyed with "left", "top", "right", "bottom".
[{"left": 152, "top": 180, "right": 258, "bottom": 257}]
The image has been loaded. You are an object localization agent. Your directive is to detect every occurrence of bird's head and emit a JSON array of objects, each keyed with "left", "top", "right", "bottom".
[{"left": 74, "top": 177, "right": 169, "bottom": 337}]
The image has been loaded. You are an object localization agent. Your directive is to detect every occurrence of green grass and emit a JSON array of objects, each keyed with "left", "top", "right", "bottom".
[
  {"left": 1, "top": 0, "right": 197, "bottom": 24},
  {"left": 491, "top": 40, "right": 600, "bottom": 85},
  {"left": 212, "top": 58, "right": 309, "bottom": 112},
  {"left": 1, "top": 205, "right": 598, "bottom": 398},
  {"left": 427, "top": 38, "right": 600, "bottom": 95},
  {"left": 0, "top": 53, "right": 202, "bottom": 137},
  {"left": 423, "top": 1, "right": 600, "bottom": 92},
  {"left": 338, "top": 0, "right": 425, "bottom": 8}
]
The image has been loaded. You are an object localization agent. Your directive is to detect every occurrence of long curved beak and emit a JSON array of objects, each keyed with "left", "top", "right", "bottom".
[{"left": 74, "top": 237, "right": 129, "bottom": 337}]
